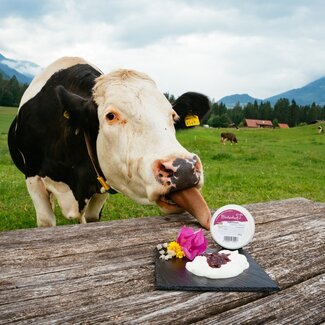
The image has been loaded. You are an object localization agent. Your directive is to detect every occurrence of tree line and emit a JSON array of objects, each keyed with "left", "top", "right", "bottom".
[
  {"left": 2, "top": 81, "right": 325, "bottom": 128},
  {"left": 0, "top": 75, "right": 28, "bottom": 107},
  {"left": 202, "top": 99, "right": 325, "bottom": 128}
]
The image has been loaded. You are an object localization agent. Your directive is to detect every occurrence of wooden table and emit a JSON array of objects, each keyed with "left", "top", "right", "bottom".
[{"left": 0, "top": 198, "right": 324, "bottom": 324}]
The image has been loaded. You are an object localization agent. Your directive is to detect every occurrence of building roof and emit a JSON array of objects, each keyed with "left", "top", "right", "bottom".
[
  {"left": 278, "top": 123, "right": 289, "bottom": 128},
  {"left": 244, "top": 119, "right": 273, "bottom": 128}
]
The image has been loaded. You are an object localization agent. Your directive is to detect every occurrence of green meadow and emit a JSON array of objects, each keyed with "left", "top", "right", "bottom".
[{"left": 1, "top": 106, "right": 324, "bottom": 231}]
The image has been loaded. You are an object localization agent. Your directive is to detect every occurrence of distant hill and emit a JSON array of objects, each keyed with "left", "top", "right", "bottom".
[
  {"left": 265, "top": 77, "right": 325, "bottom": 106},
  {"left": 218, "top": 76, "right": 325, "bottom": 107},
  {"left": 0, "top": 53, "right": 41, "bottom": 84},
  {"left": 217, "top": 93, "right": 261, "bottom": 108}
]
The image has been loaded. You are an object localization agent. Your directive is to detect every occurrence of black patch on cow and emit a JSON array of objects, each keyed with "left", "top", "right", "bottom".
[
  {"left": 168, "top": 157, "right": 200, "bottom": 193},
  {"left": 173, "top": 92, "right": 210, "bottom": 129},
  {"left": 8, "top": 64, "right": 103, "bottom": 211},
  {"left": 8, "top": 116, "right": 25, "bottom": 173}
]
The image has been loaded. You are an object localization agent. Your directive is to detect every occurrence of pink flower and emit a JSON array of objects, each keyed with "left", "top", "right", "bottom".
[{"left": 176, "top": 226, "right": 208, "bottom": 261}]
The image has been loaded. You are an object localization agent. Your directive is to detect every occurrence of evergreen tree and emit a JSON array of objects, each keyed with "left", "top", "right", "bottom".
[
  {"left": 289, "top": 100, "right": 299, "bottom": 126},
  {"left": 230, "top": 102, "right": 244, "bottom": 126},
  {"left": 259, "top": 101, "right": 273, "bottom": 120},
  {"left": 164, "top": 92, "right": 176, "bottom": 104},
  {"left": 307, "top": 103, "right": 319, "bottom": 123},
  {"left": 0, "top": 74, "right": 28, "bottom": 107},
  {"left": 274, "top": 98, "right": 290, "bottom": 124}
]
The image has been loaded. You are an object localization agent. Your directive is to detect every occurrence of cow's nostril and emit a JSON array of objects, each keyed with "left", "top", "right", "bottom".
[
  {"left": 157, "top": 161, "right": 176, "bottom": 179},
  {"left": 154, "top": 159, "right": 176, "bottom": 186},
  {"left": 160, "top": 163, "right": 174, "bottom": 174}
]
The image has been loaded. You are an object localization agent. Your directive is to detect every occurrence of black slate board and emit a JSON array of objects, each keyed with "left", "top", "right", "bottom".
[{"left": 155, "top": 249, "right": 279, "bottom": 292}]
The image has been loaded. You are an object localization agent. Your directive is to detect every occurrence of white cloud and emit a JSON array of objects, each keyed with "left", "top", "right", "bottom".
[{"left": 1, "top": 0, "right": 325, "bottom": 100}]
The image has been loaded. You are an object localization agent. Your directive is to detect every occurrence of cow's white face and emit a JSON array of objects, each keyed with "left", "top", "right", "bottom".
[
  {"left": 94, "top": 70, "right": 195, "bottom": 201},
  {"left": 93, "top": 70, "right": 210, "bottom": 228}
]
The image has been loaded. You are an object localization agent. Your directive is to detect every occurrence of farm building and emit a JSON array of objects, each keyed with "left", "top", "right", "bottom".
[
  {"left": 244, "top": 119, "right": 273, "bottom": 128},
  {"left": 278, "top": 123, "right": 289, "bottom": 128}
]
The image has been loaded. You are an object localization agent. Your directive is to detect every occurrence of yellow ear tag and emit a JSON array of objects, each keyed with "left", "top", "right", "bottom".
[
  {"left": 63, "top": 110, "right": 70, "bottom": 119},
  {"left": 185, "top": 115, "right": 200, "bottom": 127}
]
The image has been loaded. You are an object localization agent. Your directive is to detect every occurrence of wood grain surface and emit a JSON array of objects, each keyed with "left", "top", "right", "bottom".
[{"left": 0, "top": 197, "right": 324, "bottom": 324}]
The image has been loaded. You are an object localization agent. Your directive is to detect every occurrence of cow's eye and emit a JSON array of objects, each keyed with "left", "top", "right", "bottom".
[{"left": 106, "top": 112, "right": 116, "bottom": 121}]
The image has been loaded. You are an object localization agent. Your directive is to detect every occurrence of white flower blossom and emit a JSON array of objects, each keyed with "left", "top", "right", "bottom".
[
  {"left": 156, "top": 242, "right": 181, "bottom": 261},
  {"left": 167, "top": 250, "right": 176, "bottom": 257}
]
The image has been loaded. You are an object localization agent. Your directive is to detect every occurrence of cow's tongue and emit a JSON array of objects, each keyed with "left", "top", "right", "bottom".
[{"left": 169, "top": 187, "right": 211, "bottom": 229}]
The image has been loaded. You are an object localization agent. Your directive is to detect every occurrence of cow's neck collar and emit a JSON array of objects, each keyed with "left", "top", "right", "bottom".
[{"left": 84, "top": 131, "right": 117, "bottom": 194}]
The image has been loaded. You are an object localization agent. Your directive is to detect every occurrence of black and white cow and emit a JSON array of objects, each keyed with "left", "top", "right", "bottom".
[{"left": 8, "top": 57, "right": 211, "bottom": 229}]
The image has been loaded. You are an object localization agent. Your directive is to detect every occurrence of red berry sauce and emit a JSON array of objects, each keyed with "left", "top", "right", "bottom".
[{"left": 204, "top": 252, "right": 231, "bottom": 268}]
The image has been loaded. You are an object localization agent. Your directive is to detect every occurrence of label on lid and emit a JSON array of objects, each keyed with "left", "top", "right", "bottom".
[
  {"left": 210, "top": 205, "right": 255, "bottom": 249},
  {"left": 214, "top": 209, "right": 248, "bottom": 223}
]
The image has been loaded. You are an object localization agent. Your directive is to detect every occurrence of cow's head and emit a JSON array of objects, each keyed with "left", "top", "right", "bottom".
[{"left": 56, "top": 69, "right": 211, "bottom": 229}]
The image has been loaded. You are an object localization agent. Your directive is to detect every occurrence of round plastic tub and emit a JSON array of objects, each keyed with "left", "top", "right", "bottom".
[{"left": 210, "top": 204, "right": 255, "bottom": 249}]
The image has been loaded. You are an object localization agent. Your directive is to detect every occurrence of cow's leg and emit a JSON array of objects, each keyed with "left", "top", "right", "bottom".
[
  {"left": 49, "top": 192, "right": 55, "bottom": 211},
  {"left": 26, "top": 176, "right": 56, "bottom": 227},
  {"left": 41, "top": 177, "right": 82, "bottom": 223},
  {"left": 84, "top": 193, "right": 108, "bottom": 222}
]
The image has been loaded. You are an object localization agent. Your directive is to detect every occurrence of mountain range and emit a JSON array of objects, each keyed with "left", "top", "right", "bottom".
[
  {"left": 218, "top": 76, "right": 325, "bottom": 107},
  {"left": 0, "top": 53, "right": 41, "bottom": 84},
  {"left": 1, "top": 52, "right": 325, "bottom": 106}
]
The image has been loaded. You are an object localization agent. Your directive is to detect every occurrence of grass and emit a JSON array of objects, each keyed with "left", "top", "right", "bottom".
[
  {"left": 0, "top": 106, "right": 17, "bottom": 134},
  {"left": 1, "top": 105, "right": 324, "bottom": 231}
]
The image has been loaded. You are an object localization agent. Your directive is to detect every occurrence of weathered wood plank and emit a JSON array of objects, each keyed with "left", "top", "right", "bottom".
[
  {"left": 0, "top": 198, "right": 323, "bottom": 246},
  {"left": 1, "top": 198, "right": 324, "bottom": 266},
  {"left": 195, "top": 274, "right": 325, "bottom": 325},
  {"left": 244, "top": 197, "right": 325, "bottom": 224},
  {"left": 0, "top": 289, "right": 262, "bottom": 324},
  {"left": 0, "top": 223, "right": 323, "bottom": 309},
  {"left": 0, "top": 198, "right": 324, "bottom": 324},
  {"left": 1, "top": 210, "right": 323, "bottom": 277},
  {"left": 5, "top": 274, "right": 323, "bottom": 325}
]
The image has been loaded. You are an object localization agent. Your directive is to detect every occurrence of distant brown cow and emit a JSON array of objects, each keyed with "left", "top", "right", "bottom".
[{"left": 221, "top": 132, "right": 238, "bottom": 144}]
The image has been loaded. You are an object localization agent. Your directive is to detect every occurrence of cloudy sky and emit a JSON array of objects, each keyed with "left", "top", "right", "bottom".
[{"left": 0, "top": 0, "right": 324, "bottom": 100}]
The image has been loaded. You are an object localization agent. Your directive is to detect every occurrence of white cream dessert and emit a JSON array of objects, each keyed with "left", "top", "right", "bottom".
[{"left": 185, "top": 250, "right": 249, "bottom": 279}]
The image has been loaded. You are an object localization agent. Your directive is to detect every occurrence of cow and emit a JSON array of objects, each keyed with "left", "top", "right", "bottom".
[
  {"left": 221, "top": 132, "right": 238, "bottom": 144},
  {"left": 8, "top": 57, "right": 211, "bottom": 229}
]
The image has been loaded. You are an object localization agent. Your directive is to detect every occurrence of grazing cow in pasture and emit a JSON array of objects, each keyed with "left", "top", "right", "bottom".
[
  {"left": 221, "top": 132, "right": 238, "bottom": 144},
  {"left": 8, "top": 57, "right": 211, "bottom": 229}
]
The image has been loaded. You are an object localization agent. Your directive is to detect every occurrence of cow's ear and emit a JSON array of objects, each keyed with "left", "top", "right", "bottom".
[
  {"left": 55, "top": 85, "right": 97, "bottom": 130},
  {"left": 172, "top": 92, "right": 210, "bottom": 129}
]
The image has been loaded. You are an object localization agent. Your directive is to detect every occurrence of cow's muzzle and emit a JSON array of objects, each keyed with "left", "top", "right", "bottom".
[
  {"left": 154, "top": 156, "right": 202, "bottom": 191},
  {"left": 153, "top": 156, "right": 211, "bottom": 229}
]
